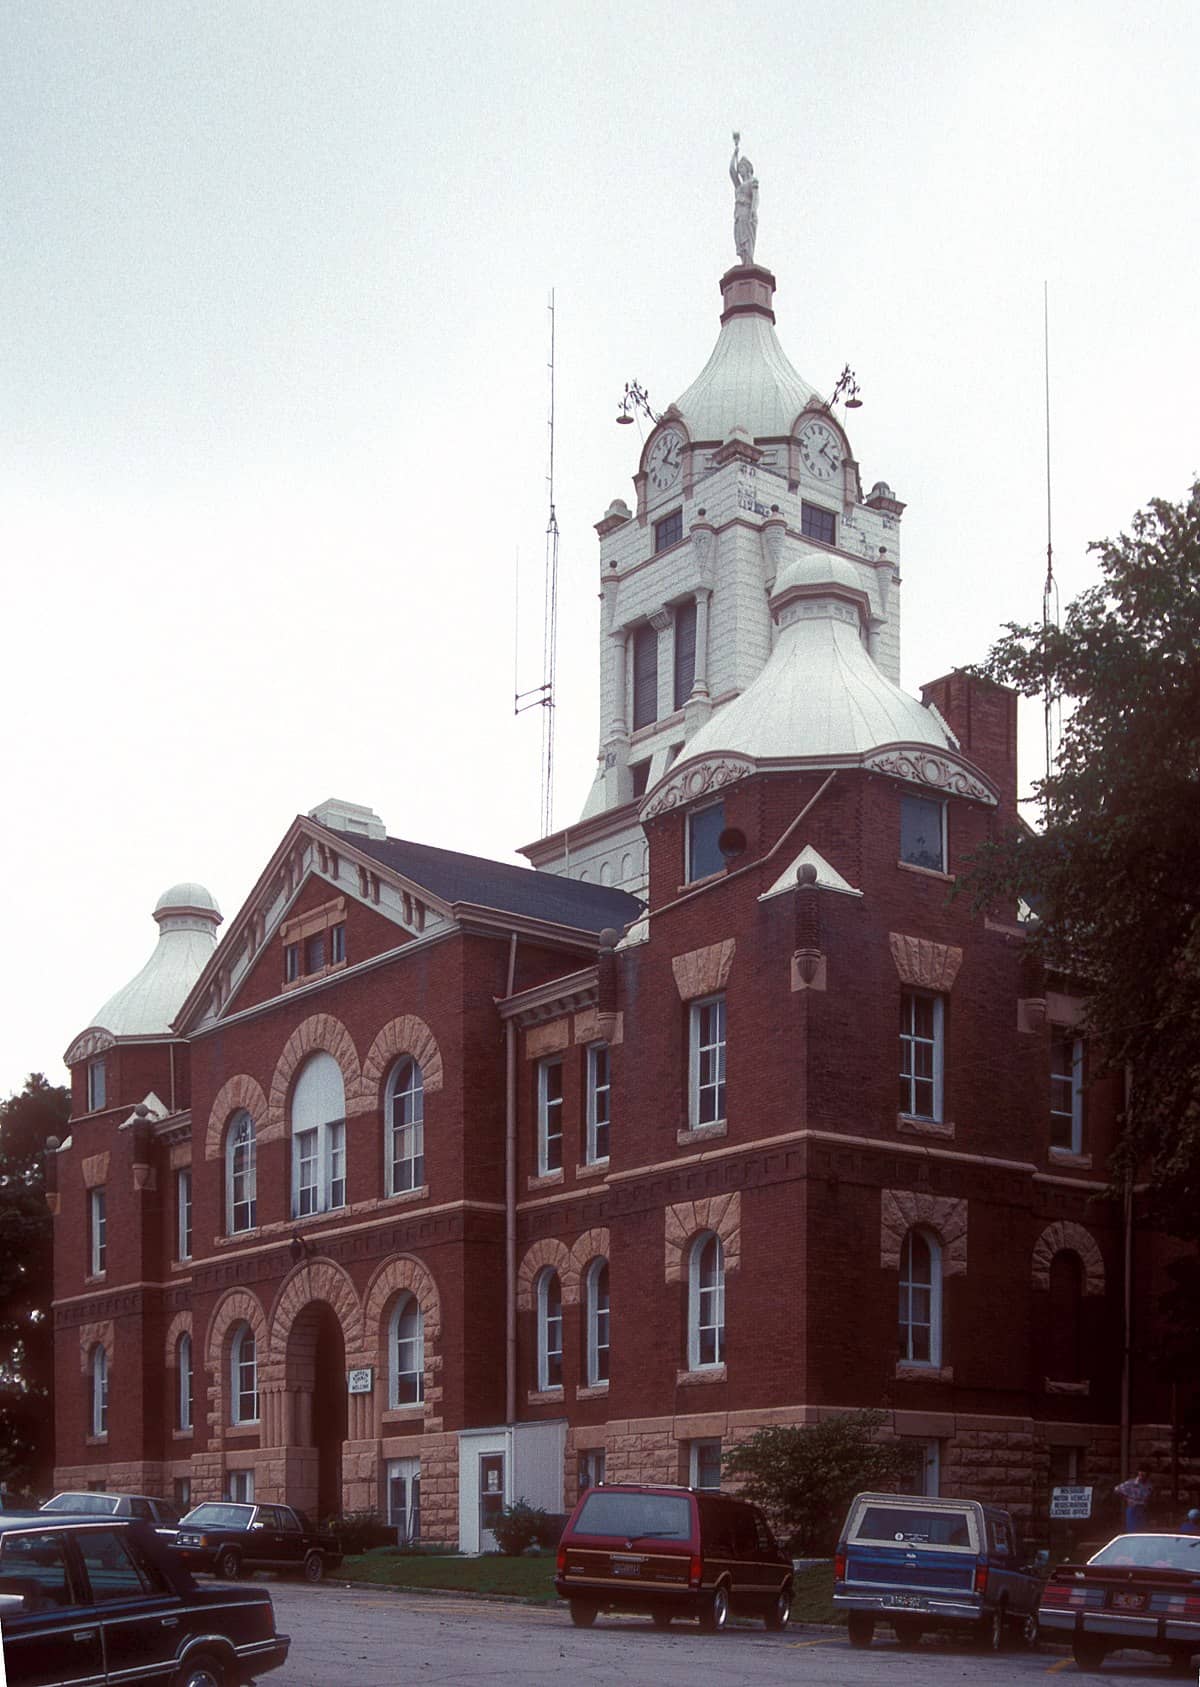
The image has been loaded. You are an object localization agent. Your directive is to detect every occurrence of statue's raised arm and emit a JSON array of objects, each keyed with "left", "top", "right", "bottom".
[{"left": 730, "top": 130, "right": 758, "bottom": 265}]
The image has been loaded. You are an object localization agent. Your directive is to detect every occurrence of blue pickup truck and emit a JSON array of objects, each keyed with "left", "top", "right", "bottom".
[{"left": 833, "top": 1492, "right": 1042, "bottom": 1651}]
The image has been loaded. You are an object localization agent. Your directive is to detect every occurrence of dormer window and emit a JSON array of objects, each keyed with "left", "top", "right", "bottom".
[
  {"left": 654, "top": 509, "right": 683, "bottom": 553},
  {"left": 281, "top": 897, "right": 349, "bottom": 989},
  {"left": 801, "top": 502, "right": 837, "bottom": 546}
]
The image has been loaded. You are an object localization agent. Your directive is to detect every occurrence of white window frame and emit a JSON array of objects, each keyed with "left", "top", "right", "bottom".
[
  {"left": 585, "top": 1044, "right": 611, "bottom": 1165},
  {"left": 536, "top": 1268, "right": 563, "bottom": 1391},
  {"left": 898, "top": 1227, "right": 942, "bottom": 1367},
  {"left": 87, "top": 1059, "right": 106, "bottom": 1112},
  {"left": 386, "top": 1059, "right": 425, "bottom": 1194},
  {"left": 689, "top": 1437, "right": 722, "bottom": 1489},
  {"left": 585, "top": 1257, "right": 610, "bottom": 1387},
  {"left": 177, "top": 1168, "right": 192, "bottom": 1262},
  {"left": 177, "top": 1332, "right": 193, "bottom": 1432},
  {"left": 226, "top": 1112, "right": 257, "bottom": 1234},
  {"left": 689, "top": 995, "right": 726, "bottom": 1128},
  {"left": 899, "top": 989, "right": 944, "bottom": 1121},
  {"left": 91, "top": 1344, "right": 108, "bottom": 1437},
  {"left": 230, "top": 1324, "right": 259, "bottom": 1425},
  {"left": 290, "top": 1055, "right": 347, "bottom": 1219},
  {"left": 389, "top": 1294, "right": 425, "bottom": 1408},
  {"left": 386, "top": 1457, "right": 421, "bottom": 1542},
  {"left": 1050, "top": 1029, "right": 1084, "bottom": 1154},
  {"left": 688, "top": 1232, "right": 724, "bottom": 1370},
  {"left": 89, "top": 1188, "right": 107, "bottom": 1277},
  {"left": 537, "top": 1057, "right": 563, "bottom": 1175},
  {"left": 227, "top": 1469, "right": 254, "bottom": 1503}
]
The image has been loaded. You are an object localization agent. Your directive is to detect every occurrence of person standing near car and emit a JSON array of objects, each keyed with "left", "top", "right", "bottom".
[
  {"left": 1115, "top": 1468, "right": 1153, "bottom": 1532},
  {"left": 1179, "top": 1508, "right": 1200, "bottom": 1536}
]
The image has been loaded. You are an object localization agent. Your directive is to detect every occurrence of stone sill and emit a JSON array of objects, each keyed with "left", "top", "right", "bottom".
[
  {"left": 897, "top": 861, "right": 955, "bottom": 884},
  {"left": 1045, "top": 1378, "right": 1090, "bottom": 1396},
  {"left": 677, "top": 1121, "right": 727, "bottom": 1147},
  {"left": 675, "top": 868, "right": 728, "bottom": 896},
  {"left": 895, "top": 1363, "right": 954, "bottom": 1383},
  {"left": 1049, "top": 1148, "right": 1092, "bottom": 1170},
  {"left": 85, "top": 1434, "right": 108, "bottom": 1447},
  {"left": 526, "top": 1388, "right": 565, "bottom": 1406},
  {"left": 898, "top": 1114, "right": 955, "bottom": 1140},
  {"left": 676, "top": 1365, "right": 726, "bottom": 1386},
  {"left": 85, "top": 1273, "right": 106, "bottom": 1287},
  {"left": 576, "top": 1159, "right": 610, "bottom": 1179},
  {"left": 382, "top": 1406, "right": 425, "bottom": 1424},
  {"left": 575, "top": 1382, "right": 610, "bottom": 1401},
  {"left": 171, "top": 1258, "right": 193, "bottom": 1272},
  {"left": 171, "top": 1428, "right": 194, "bottom": 1441},
  {"left": 282, "top": 958, "right": 348, "bottom": 994},
  {"left": 527, "top": 1169, "right": 564, "bottom": 1192},
  {"left": 225, "top": 1423, "right": 260, "bottom": 1440},
  {"left": 386, "top": 1184, "right": 430, "bottom": 1207}
]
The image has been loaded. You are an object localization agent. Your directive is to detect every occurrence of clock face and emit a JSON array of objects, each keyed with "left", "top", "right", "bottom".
[
  {"left": 646, "top": 427, "right": 685, "bottom": 492},
  {"left": 798, "top": 420, "right": 843, "bottom": 482}
]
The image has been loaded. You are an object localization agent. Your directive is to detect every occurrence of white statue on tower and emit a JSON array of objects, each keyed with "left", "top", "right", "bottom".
[{"left": 730, "top": 132, "right": 758, "bottom": 265}]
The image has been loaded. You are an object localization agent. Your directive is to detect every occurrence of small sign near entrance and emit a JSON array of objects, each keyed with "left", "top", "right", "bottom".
[
  {"left": 1051, "top": 1485, "right": 1093, "bottom": 1519},
  {"left": 347, "top": 1367, "right": 374, "bottom": 1395}
]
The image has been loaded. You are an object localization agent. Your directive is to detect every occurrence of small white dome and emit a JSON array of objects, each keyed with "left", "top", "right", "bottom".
[
  {"left": 772, "top": 547, "right": 867, "bottom": 602},
  {"left": 154, "top": 882, "right": 221, "bottom": 919},
  {"left": 85, "top": 885, "right": 221, "bottom": 1040}
]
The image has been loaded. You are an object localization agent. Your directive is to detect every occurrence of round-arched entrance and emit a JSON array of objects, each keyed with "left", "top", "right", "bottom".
[{"left": 285, "top": 1301, "right": 347, "bottom": 1521}]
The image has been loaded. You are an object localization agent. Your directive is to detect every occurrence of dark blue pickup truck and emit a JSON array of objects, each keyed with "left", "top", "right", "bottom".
[{"left": 833, "top": 1491, "right": 1042, "bottom": 1651}]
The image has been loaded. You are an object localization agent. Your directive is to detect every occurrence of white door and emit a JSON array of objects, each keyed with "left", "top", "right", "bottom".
[{"left": 478, "top": 1452, "right": 505, "bottom": 1552}]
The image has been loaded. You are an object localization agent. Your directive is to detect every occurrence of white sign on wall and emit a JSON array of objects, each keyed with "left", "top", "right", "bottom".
[
  {"left": 1050, "top": 1485, "right": 1093, "bottom": 1519},
  {"left": 347, "top": 1367, "right": 374, "bottom": 1395}
]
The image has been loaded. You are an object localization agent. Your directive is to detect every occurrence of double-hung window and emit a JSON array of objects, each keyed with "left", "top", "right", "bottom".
[
  {"left": 90, "top": 1189, "right": 107, "bottom": 1276},
  {"left": 230, "top": 1325, "right": 258, "bottom": 1425},
  {"left": 537, "top": 1269, "right": 563, "bottom": 1390},
  {"left": 389, "top": 1295, "right": 425, "bottom": 1407},
  {"left": 585, "top": 1258, "right": 610, "bottom": 1386},
  {"left": 1050, "top": 1029, "right": 1084, "bottom": 1153},
  {"left": 687, "top": 801, "right": 725, "bottom": 882},
  {"left": 899, "top": 990, "right": 944, "bottom": 1121},
  {"left": 688, "top": 1233, "right": 724, "bottom": 1369},
  {"left": 900, "top": 794, "right": 946, "bottom": 872},
  {"left": 387, "top": 1059, "right": 425, "bottom": 1193},
  {"left": 689, "top": 995, "right": 726, "bottom": 1128},
  {"left": 177, "top": 1333, "right": 193, "bottom": 1432},
  {"left": 898, "top": 1228, "right": 941, "bottom": 1366},
  {"left": 290, "top": 1053, "right": 347, "bottom": 1218},
  {"left": 91, "top": 1345, "right": 108, "bottom": 1436},
  {"left": 177, "top": 1168, "right": 192, "bottom": 1261},
  {"left": 226, "top": 1112, "right": 257, "bottom": 1233},
  {"left": 87, "top": 1059, "right": 106, "bottom": 1112},
  {"left": 586, "top": 1045, "right": 611, "bottom": 1164},
  {"left": 537, "top": 1058, "right": 563, "bottom": 1175}
]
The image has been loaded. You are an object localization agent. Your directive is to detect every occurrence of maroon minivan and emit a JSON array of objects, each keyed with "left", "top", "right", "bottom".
[{"left": 555, "top": 1484, "right": 793, "bottom": 1631}]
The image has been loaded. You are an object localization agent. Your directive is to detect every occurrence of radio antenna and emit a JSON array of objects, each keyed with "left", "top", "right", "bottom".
[
  {"left": 1041, "top": 281, "right": 1061, "bottom": 796},
  {"left": 514, "top": 290, "right": 560, "bottom": 835}
]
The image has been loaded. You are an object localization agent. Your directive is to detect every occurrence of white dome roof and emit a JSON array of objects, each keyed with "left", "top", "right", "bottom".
[
  {"left": 673, "top": 266, "right": 818, "bottom": 442},
  {"left": 87, "top": 884, "right": 222, "bottom": 1039}
]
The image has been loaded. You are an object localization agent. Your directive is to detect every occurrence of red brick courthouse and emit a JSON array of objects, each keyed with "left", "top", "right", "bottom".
[{"left": 51, "top": 228, "right": 1177, "bottom": 1548}]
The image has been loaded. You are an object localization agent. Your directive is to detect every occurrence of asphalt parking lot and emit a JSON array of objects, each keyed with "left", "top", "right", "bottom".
[{"left": 259, "top": 1579, "right": 1198, "bottom": 1685}]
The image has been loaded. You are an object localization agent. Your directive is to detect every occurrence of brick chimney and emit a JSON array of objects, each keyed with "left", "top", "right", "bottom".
[{"left": 921, "top": 669, "right": 1018, "bottom": 820}]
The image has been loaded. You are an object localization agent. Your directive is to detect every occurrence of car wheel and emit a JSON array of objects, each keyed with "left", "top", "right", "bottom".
[
  {"left": 303, "top": 1550, "right": 325, "bottom": 1583},
  {"left": 1018, "top": 1610, "right": 1039, "bottom": 1648},
  {"left": 892, "top": 1616, "right": 924, "bottom": 1647},
  {"left": 651, "top": 1610, "right": 673, "bottom": 1628},
  {"left": 214, "top": 1547, "right": 241, "bottom": 1581},
  {"left": 975, "top": 1607, "right": 1003, "bottom": 1651},
  {"left": 569, "top": 1601, "right": 597, "bottom": 1627},
  {"left": 847, "top": 1612, "right": 875, "bottom": 1648},
  {"left": 764, "top": 1581, "right": 793, "bottom": 1631},
  {"left": 172, "top": 1652, "right": 225, "bottom": 1687},
  {"left": 699, "top": 1583, "right": 730, "bottom": 1632},
  {"left": 1072, "top": 1634, "right": 1108, "bottom": 1670}
]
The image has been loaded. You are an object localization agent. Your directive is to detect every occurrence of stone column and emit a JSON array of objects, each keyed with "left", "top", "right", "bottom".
[{"left": 691, "top": 588, "right": 712, "bottom": 699}]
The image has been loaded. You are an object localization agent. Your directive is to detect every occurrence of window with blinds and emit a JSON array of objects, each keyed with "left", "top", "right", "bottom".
[
  {"left": 633, "top": 625, "right": 658, "bottom": 729},
  {"left": 673, "top": 599, "right": 697, "bottom": 710}
]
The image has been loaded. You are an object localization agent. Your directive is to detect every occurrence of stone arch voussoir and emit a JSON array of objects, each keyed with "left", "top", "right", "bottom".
[
  {"left": 359, "top": 1255, "right": 443, "bottom": 1367},
  {"left": 267, "top": 1258, "right": 365, "bottom": 1369},
  {"left": 880, "top": 1189, "right": 968, "bottom": 1277},
  {"left": 572, "top": 1227, "right": 611, "bottom": 1276},
  {"left": 79, "top": 1320, "right": 114, "bottom": 1375},
  {"left": 517, "top": 1238, "right": 579, "bottom": 1310},
  {"left": 267, "top": 1013, "right": 362, "bottom": 1131},
  {"left": 1031, "top": 1220, "right": 1106, "bottom": 1296},
  {"left": 205, "top": 1074, "right": 269, "bottom": 1160},
  {"left": 362, "top": 1015, "right": 445, "bottom": 1104},
  {"left": 663, "top": 1192, "right": 742, "bottom": 1285},
  {"left": 164, "top": 1310, "right": 193, "bottom": 1366},
  {"left": 204, "top": 1288, "right": 269, "bottom": 1376}
]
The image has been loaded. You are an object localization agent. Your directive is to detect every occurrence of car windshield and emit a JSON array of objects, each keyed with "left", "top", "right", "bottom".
[
  {"left": 180, "top": 1504, "right": 253, "bottom": 1529},
  {"left": 573, "top": 1492, "right": 691, "bottom": 1541},
  {"left": 855, "top": 1505, "right": 974, "bottom": 1548},
  {"left": 40, "top": 1494, "right": 120, "bottom": 1515},
  {"left": 1090, "top": 1535, "right": 1200, "bottom": 1571}
]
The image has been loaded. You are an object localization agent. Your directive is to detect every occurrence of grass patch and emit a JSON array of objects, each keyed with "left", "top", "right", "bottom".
[
  {"left": 790, "top": 1561, "right": 838, "bottom": 1624},
  {"left": 339, "top": 1548, "right": 560, "bottom": 1602}
]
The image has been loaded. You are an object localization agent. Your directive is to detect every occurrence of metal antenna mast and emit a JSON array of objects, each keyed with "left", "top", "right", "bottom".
[
  {"left": 514, "top": 291, "right": 560, "bottom": 836},
  {"left": 1041, "top": 281, "right": 1060, "bottom": 795}
]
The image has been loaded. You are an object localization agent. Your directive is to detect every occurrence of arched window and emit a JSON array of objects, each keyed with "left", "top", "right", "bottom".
[
  {"left": 230, "top": 1324, "right": 258, "bottom": 1425},
  {"left": 1048, "top": 1250, "right": 1085, "bottom": 1382},
  {"left": 536, "top": 1269, "right": 563, "bottom": 1391},
  {"left": 177, "top": 1332, "right": 193, "bottom": 1433},
  {"left": 585, "top": 1258, "right": 610, "bottom": 1387},
  {"left": 688, "top": 1233, "right": 724, "bottom": 1370},
  {"left": 389, "top": 1294, "right": 425, "bottom": 1407},
  {"left": 898, "top": 1228, "right": 942, "bottom": 1366},
  {"left": 90, "top": 1344, "right": 108, "bottom": 1437},
  {"left": 291, "top": 1053, "right": 346, "bottom": 1218},
  {"left": 226, "top": 1110, "right": 257, "bottom": 1234},
  {"left": 386, "top": 1059, "right": 425, "bottom": 1195}
]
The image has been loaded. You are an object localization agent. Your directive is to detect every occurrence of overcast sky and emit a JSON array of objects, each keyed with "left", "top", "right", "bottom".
[{"left": 2, "top": 0, "right": 1197, "bottom": 1098}]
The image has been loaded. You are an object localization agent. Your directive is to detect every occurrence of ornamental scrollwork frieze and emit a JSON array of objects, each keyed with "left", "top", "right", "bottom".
[
  {"left": 864, "top": 747, "right": 997, "bottom": 806},
  {"left": 640, "top": 755, "right": 754, "bottom": 821},
  {"left": 64, "top": 1027, "right": 116, "bottom": 1066}
]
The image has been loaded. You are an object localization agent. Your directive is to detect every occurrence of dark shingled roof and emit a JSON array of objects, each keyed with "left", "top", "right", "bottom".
[{"left": 322, "top": 827, "right": 643, "bottom": 936}]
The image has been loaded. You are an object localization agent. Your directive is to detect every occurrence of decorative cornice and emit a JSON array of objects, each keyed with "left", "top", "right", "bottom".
[
  {"left": 64, "top": 1027, "right": 116, "bottom": 1066},
  {"left": 640, "top": 755, "right": 754, "bottom": 821},
  {"left": 864, "top": 747, "right": 997, "bottom": 806}
]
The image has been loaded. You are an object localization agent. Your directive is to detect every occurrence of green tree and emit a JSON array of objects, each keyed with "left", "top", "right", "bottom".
[
  {"left": 964, "top": 483, "right": 1200, "bottom": 1231},
  {"left": 723, "top": 1410, "right": 919, "bottom": 1554},
  {"left": 0, "top": 1073, "right": 69, "bottom": 1493}
]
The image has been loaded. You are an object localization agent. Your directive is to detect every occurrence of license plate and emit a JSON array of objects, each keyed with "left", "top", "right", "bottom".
[
  {"left": 1111, "top": 1591, "right": 1147, "bottom": 1611},
  {"left": 882, "top": 1594, "right": 927, "bottom": 1610},
  {"left": 612, "top": 1561, "right": 641, "bottom": 1578}
]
